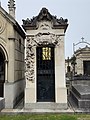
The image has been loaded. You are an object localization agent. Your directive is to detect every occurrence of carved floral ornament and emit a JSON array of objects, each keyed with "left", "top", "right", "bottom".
[
  {"left": 25, "top": 37, "right": 35, "bottom": 82},
  {"left": 29, "top": 32, "right": 64, "bottom": 46},
  {"left": 25, "top": 32, "right": 64, "bottom": 82}
]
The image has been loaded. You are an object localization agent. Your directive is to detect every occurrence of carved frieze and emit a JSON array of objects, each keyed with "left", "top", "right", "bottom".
[{"left": 34, "top": 32, "right": 62, "bottom": 46}]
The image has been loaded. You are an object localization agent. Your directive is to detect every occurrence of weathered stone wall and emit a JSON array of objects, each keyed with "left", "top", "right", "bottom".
[
  {"left": 0, "top": 6, "right": 25, "bottom": 108},
  {"left": 14, "top": 33, "right": 25, "bottom": 82}
]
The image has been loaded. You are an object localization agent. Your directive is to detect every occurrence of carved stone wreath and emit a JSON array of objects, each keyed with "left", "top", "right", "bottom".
[{"left": 25, "top": 33, "right": 62, "bottom": 82}]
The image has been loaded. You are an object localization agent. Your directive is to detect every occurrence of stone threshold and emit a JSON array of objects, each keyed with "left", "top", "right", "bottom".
[{"left": 1, "top": 108, "right": 74, "bottom": 114}]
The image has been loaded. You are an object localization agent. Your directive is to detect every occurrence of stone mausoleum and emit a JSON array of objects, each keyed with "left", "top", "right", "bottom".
[
  {"left": 0, "top": 0, "right": 25, "bottom": 109},
  {"left": 65, "top": 45, "right": 90, "bottom": 78},
  {"left": 70, "top": 46, "right": 90, "bottom": 109},
  {"left": 23, "top": 8, "right": 68, "bottom": 109}
]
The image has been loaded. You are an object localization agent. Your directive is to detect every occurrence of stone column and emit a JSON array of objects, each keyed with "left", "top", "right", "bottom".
[
  {"left": 55, "top": 36, "right": 67, "bottom": 108},
  {"left": 8, "top": 38, "right": 15, "bottom": 82}
]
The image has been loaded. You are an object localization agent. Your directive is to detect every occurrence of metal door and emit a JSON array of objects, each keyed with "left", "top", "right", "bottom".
[
  {"left": 37, "top": 47, "right": 55, "bottom": 102},
  {"left": 83, "top": 61, "right": 90, "bottom": 75}
]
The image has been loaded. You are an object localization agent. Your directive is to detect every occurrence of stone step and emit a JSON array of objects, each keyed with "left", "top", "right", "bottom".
[
  {"left": 70, "top": 91, "right": 90, "bottom": 108},
  {"left": 72, "top": 85, "right": 90, "bottom": 99},
  {"left": 25, "top": 102, "right": 67, "bottom": 110}
]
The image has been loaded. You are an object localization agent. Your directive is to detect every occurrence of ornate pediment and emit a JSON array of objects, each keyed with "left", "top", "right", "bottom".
[
  {"left": 22, "top": 8, "right": 68, "bottom": 32},
  {"left": 37, "top": 8, "right": 52, "bottom": 21}
]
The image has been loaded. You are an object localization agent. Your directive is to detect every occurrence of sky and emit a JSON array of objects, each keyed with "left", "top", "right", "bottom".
[{"left": 1, "top": 0, "right": 90, "bottom": 58}]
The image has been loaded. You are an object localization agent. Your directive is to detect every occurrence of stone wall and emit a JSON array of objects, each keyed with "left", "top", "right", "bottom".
[
  {"left": 0, "top": 6, "right": 25, "bottom": 108},
  {"left": 14, "top": 34, "right": 25, "bottom": 82}
]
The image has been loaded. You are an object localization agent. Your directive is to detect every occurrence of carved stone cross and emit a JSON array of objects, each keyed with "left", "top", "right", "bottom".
[{"left": 81, "top": 37, "right": 84, "bottom": 42}]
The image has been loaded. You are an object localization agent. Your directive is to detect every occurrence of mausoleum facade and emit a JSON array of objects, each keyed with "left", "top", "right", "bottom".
[{"left": 23, "top": 8, "right": 68, "bottom": 109}]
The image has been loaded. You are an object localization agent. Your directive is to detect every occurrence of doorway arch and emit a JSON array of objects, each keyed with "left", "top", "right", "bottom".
[{"left": 0, "top": 44, "right": 8, "bottom": 97}]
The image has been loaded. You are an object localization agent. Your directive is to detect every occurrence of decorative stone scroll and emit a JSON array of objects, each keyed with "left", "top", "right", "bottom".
[{"left": 25, "top": 33, "right": 63, "bottom": 82}]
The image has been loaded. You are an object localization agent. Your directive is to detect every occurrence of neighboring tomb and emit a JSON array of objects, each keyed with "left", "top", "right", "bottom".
[
  {"left": 65, "top": 45, "right": 90, "bottom": 80},
  {"left": 23, "top": 8, "right": 68, "bottom": 109},
  {"left": 74, "top": 46, "right": 90, "bottom": 76},
  {"left": 68, "top": 45, "right": 90, "bottom": 109},
  {"left": 0, "top": 1, "right": 25, "bottom": 108}
]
